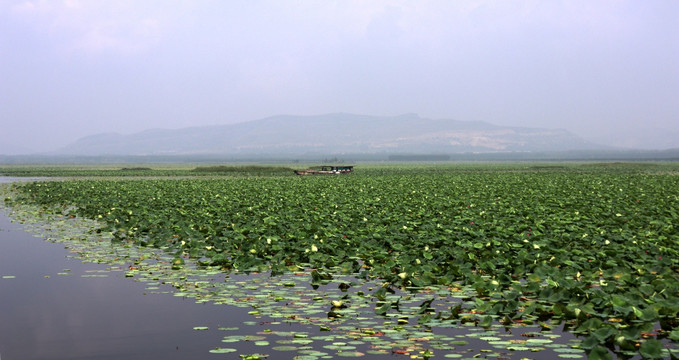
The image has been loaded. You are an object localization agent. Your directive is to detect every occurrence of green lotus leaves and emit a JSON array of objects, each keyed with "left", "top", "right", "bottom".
[
  {"left": 669, "top": 328, "right": 679, "bottom": 342},
  {"left": 3, "top": 163, "right": 679, "bottom": 359},
  {"left": 639, "top": 339, "right": 664, "bottom": 359}
]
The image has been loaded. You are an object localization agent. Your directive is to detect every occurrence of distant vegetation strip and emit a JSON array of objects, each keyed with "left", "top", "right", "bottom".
[
  {"left": 191, "top": 165, "right": 294, "bottom": 175},
  {"left": 1, "top": 162, "right": 679, "bottom": 178},
  {"left": 0, "top": 165, "right": 296, "bottom": 177}
]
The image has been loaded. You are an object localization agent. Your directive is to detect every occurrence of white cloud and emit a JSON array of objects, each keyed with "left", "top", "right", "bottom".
[{"left": 8, "top": 0, "right": 169, "bottom": 56}]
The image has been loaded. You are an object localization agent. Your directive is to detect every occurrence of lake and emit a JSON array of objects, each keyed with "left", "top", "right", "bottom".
[{"left": 0, "top": 210, "right": 260, "bottom": 360}]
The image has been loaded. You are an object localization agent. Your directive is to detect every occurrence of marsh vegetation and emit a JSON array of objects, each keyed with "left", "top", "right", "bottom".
[{"left": 1, "top": 162, "right": 678, "bottom": 359}]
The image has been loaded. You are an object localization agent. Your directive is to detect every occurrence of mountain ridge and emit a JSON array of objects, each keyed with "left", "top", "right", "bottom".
[{"left": 56, "top": 113, "right": 606, "bottom": 156}]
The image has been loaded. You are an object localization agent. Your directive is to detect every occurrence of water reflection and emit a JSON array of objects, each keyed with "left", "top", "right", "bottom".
[
  {"left": 0, "top": 177, "right": 49, "bottom": 183},
  {"left": 0, "top": 212, "right": 250, "bottom": 360}
]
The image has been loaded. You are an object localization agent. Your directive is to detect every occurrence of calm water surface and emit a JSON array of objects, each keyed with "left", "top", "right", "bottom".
[
  {"left": 0, "top": 177, "right": 50, "bottom": 183},
  {"left": 0, "top": 211, "right": 253, "bottom": 360}
]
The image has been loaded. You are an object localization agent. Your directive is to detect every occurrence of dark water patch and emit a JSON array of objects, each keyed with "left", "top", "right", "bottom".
[
  {"left": 0, "top": 176, "right": 51, "bottom": 183},
  {"left": 0, "top": 211, "right": 253, "bottom": 360}
]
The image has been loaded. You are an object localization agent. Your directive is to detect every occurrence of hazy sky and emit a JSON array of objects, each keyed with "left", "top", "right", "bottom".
[{"left": 1, "top": 0, "right": 678, "bottom": 154}]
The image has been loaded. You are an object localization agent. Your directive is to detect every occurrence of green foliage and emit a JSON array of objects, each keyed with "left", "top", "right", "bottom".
[
  {"left": 0, "top": 164, "right": 296, "bottom": 177},
  {"left": 7, "top": 163, "right": 679, "bottom": 358},
  {"left": 639, "top": 339, "right": 664, "bottom": 359},
  {"left": 587, "top": 346, "right": 613, "bottom": 360},
  {"left": 191, "top": 165, "right": 294, "bottom": 175},
  {"left": 120, "top": 167, "right": 153, "bottom": 171}
]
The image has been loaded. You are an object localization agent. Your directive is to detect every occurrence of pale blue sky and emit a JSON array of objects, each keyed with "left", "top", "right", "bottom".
[{"left": 1, "top": 0, "right": 678, "bottom": 154}]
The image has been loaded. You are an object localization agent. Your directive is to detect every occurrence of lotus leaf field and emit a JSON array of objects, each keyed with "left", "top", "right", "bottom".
[{"left": 2, "top": 163, "right": 679, "bottom": 359}]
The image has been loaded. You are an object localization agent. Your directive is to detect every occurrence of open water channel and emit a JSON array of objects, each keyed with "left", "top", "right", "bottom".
[
  {"left": 0, "top": 209, "right": 259, "bottom": 359},
  {"left": 0, "top": 177, "right": 260, "bottom": 359}
]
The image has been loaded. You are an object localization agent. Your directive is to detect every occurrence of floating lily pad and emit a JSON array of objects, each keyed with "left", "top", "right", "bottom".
[
  {"left": 218, "top": 326, "right": 239, "bottom": 331},
  {"left": 526, "top": 338, "right": 554, "bottom": 345},
  {"left": 271, "top": 346, "right": 298, "bottom": 351},
  {"left": 336, "top": 351, "right": 365, "bottom": 357},
  {"left": 554, "top": 348, "right": 586, "bottom": 354}
]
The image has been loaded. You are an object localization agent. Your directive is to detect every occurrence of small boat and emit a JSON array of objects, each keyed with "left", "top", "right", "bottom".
[{"left": 294, "top": 165, "right": 354, "bottom": 175}]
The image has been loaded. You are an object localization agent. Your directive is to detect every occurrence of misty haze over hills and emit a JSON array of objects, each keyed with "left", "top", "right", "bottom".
[
  {"left": 3, "top": 2, "right": 677, "bottom": 159},
  {"left": 52, "top": 113, "right": 610, "bottom": 156},
  {"left": 584, "top": 127, "right": 679, "bottom": 151}
]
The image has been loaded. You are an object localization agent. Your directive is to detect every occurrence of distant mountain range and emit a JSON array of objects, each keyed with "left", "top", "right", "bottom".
[{"left": 56, "top": 113, "right": 607, "bottom": 156}]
